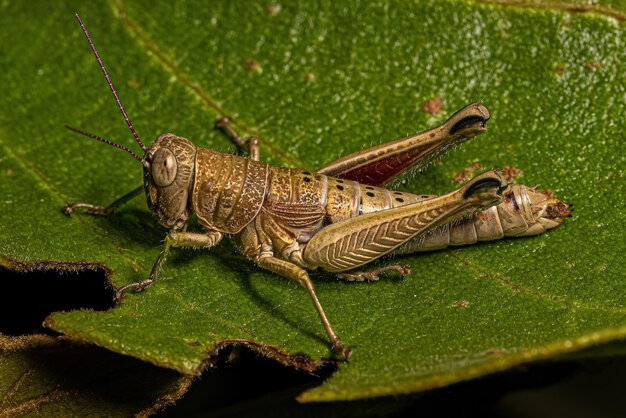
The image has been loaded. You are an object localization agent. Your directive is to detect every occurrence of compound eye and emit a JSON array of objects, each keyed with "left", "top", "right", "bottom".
[{"left": 151, "top": 148, "right": 178, "bottom": 187}]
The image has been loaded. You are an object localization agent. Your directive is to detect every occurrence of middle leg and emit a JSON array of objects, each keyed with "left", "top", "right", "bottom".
[
  {"left": 215, "top": 117, "right": 260, "bottom": 161},
  {"left": 337, "top": 264, "right": 412, "bottom": 282}
]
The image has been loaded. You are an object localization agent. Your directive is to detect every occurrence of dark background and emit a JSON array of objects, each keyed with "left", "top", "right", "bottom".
[{"left": 2, "top": 266, "right": 624, "bottom": 417}]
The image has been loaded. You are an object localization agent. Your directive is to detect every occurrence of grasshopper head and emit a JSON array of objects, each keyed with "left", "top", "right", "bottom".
[
  {"left": 143, "top": 134, "right": 197, "bottom": 229},
  {"left": 70, "top": 15, "right": 197, "bottom": 229}
]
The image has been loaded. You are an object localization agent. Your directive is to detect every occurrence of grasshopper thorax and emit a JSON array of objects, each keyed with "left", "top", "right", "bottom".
[{"left": 143, "top": 134, "right": 197, "bottom": 229}]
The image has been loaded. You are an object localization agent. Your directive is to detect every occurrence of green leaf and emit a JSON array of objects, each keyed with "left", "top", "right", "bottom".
[
  {"left": 1, "top": 0, "right": 625, "bottom": 404},
  {"left": 0, "top": 335, "right": 191, "bottom": 416}
]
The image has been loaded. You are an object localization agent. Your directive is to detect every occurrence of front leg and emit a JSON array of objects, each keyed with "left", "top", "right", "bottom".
[
  {"left": 116, "top": 230, "right": 223, "bottom": 299},
  {"left": 63, "top": 186, "right": 143, "bottom": 216}
]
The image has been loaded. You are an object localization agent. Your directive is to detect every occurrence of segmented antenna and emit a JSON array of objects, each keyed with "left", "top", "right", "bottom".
[
  {"left": 65, "top": 125, "right": 144, "bottom": 162},
  {"left": 74, "top": 12, "right": 146, "bottom": 151}
]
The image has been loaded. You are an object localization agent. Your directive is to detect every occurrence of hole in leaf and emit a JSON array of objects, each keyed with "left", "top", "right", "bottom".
[
  {"left": 0, "top": 266, "right": 116, "bottom": 336},
  {"left": 159, "top": 346, "right": 335, "bottom": 416}
]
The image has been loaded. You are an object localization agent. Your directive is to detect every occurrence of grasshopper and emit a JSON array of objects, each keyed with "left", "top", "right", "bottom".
[{"left": 64, "top": 14, "right": 570, "bottom": 359}]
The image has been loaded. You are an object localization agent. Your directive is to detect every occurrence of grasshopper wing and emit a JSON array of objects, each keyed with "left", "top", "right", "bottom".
[
  {"left": 316, "top": 103, "right": 490, "bottom": 186},
  {"left": 303, "top": 171, "right": 506, "bottom": 272}
]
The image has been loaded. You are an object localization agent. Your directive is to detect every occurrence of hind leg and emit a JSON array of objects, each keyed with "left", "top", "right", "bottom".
[{"left": 256, "top": 255, "right": 351, "bottom": 360}]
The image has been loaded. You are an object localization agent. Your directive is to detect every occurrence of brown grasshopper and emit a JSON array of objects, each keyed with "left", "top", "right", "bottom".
[{"left": 64, "top": 14, "right": 571, "bottom": 359}]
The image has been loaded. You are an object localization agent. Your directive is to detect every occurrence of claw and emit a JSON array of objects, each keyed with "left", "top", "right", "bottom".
[
  {"left": 115, "top": 278, "right": 154, "bottom": 300},
  {"left": 332, "top": 340, "right": 353, "bottom": 361},
  {"left": 214, "top": 117, "right": 231, "bottom": 130},
  {"left": 337, "top": 264, "right": 411, "bottom": 282}
]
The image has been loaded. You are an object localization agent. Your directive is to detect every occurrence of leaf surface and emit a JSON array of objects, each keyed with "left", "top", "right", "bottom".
[
  {"left": 0, "top": 0, "right": 624, "bottom": 403},
  {"left": 0, "top": 335, "right": 190, "bottom": 417}
]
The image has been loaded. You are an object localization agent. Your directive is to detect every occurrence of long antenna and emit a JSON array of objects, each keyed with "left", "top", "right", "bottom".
[
  {"left": 75, "top": 12, "right": 146, "bottom": 151},
  {"left": 65, "top": 125, "right": 143, "bottom": 162}
]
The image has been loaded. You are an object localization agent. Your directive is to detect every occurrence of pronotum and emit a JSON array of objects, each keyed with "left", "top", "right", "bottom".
[{"left": 64, "top": 14, "right": 571, "bottom": 359}]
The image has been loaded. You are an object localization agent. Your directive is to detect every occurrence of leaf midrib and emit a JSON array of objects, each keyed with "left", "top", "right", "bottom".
[
  {"left": 109, "top": 0, "right": 304, "bottom": 167},
  {"left": 475, "top": 0, "right": 626, "bottom": 23}
]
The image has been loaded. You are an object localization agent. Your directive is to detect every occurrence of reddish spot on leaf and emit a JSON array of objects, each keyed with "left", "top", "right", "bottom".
[
  {"left": 453, "top": 162, "right": 483, "bottom": 184},
  {"left": 453, "top": 300, "right": 470, "bottom": 308},
  {"left": 502, "top": 166, "right": 524, "bottom": 182},
  {"left": 245, "top": 59, "right": 262, "bottom": 73},
  {"left": 266, "top": 3, "right": 282, "bottom": 16},
  {"left": 585, "top": 62, "right": 602, "bottom": 71},
  {"left": 554, "top": 63, "right": 566, "bottom": 76},
  {"left": 423, "top": 97, "right": 443, "bottom": 116}
]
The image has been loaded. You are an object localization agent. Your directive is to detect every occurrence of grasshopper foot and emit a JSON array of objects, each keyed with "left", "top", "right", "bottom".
[
  {"left": 115, "top": 278, "right": 155, "bottom": 299},
  {"left": 214, "top": 116, "right": 232, "bottom": 130},
  {"left": 331, "top": 338, "right": 353, "bottom": 361},
  {"left": 337, "top": 264, "right": 412, "bottom": 282},
  {"left": 62, "top": 203, "right": 110, "bottom": 216},
  {"left": 62, "top": 205, "right": 74, "bottom": 216}
]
